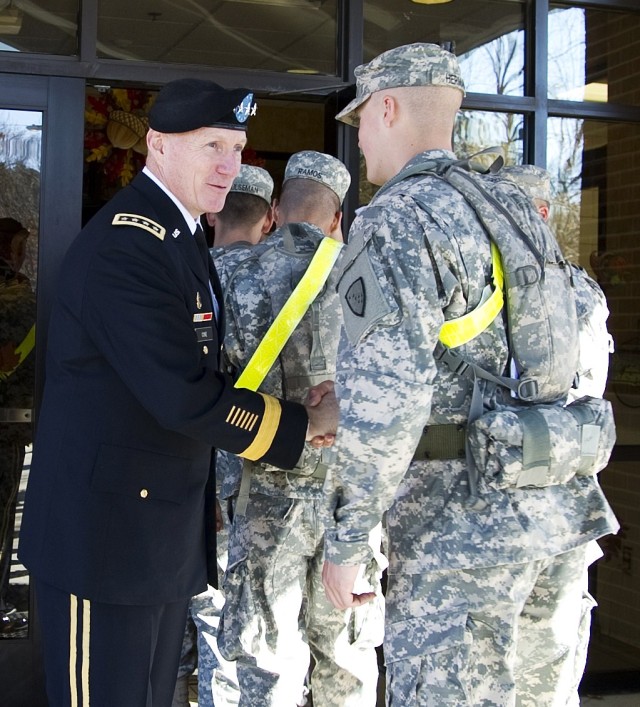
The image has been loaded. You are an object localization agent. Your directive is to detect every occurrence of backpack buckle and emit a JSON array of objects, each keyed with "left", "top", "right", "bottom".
[
  {"left": 517, "top": 378, "right": 539, "bottom": 401},
  {"left": 434, "top": 344, "right": 471, "bottom": 377}
]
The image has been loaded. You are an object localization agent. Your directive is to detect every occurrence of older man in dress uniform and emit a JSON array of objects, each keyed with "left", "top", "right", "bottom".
[{"left": 18, "top": 79, "right": 337, "bottom": 707}]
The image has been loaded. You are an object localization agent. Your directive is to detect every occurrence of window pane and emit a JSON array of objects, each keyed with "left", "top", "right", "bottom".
[
  {"left": 547, "top": 117, "right": 640, "bottom": 437},
  {"left": 549, "top": 122, "right": 640, "bottom": 682},
  {"left": 0, "top": 108, "right": 41, "bottom": 640},
  {"left": 97, "top": 0, "right": 338, "bottom": 75},
  {"left": 549, "top": 3, "right": 640, "bottom": 105},
  {"left": 455, "top": 110, "right": 524, "bottom": 165},
  {"left": 0, "top": 1, "right": 79, "bottom": 56},
  {"left": 363, "top": 0, "right": 525, "bottom": 96}
]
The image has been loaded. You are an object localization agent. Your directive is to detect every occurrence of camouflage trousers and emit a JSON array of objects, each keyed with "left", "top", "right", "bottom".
[
  {"left": 218, "top": 493, "right": 384, "bottom": 707},
  {"left": 384, "top": 543, "right": 597, "bottom": 707},
  {"left": 176, "top": 525, "right": 240, "bottom": 707}
]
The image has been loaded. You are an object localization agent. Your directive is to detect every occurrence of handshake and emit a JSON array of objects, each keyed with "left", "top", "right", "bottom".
[{"left": 304, "top": 380, "right": 338, "bottom": 449}]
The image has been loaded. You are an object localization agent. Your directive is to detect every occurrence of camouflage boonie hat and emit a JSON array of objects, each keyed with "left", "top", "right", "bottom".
[
  {"left": 336, "top": 42, "right": 465, "bottom": 127},
  {"left": 283, "top": 150, "right": 351, "bottom": 204},
  {"left": 229, "top": 164, "right": 274, "bottom": 204},
  {"left": 502, "top": 165, "right": 551, "bottom": 204}
]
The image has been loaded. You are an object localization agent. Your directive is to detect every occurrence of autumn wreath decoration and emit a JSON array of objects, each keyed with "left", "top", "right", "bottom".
[{"left": 84, "top": 88, "right": 155, "bottom": 187}]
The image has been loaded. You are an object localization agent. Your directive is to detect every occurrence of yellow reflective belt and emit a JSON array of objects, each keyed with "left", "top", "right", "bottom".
[
  {"left": 235, "top": 237, "right": 343, "bottom": 392},
  {"left": 438, "top": 242, "right": 504, "bottom": 349}
]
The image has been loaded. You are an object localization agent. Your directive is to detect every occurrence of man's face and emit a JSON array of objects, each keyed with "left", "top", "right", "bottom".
[{"left": 156, "top": 127, "right": 247, "bottom": 217}]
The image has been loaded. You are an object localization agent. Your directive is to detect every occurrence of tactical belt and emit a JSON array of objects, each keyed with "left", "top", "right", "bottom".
[
  {"left": 412, "top": 423, "right": 466, "bottom": 462},
  {"left": 0, "top": 408, "right": 32, "bottom": 424}
]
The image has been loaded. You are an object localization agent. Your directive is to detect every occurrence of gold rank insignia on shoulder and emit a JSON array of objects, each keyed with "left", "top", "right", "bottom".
[{"left": 112, "top": 213, "right": 166, "bottom": 241}]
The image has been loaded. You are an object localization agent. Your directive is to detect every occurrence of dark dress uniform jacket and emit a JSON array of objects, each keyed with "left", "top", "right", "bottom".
[{"left": 18, "top": 172, "right": 307, "bottom": 606}]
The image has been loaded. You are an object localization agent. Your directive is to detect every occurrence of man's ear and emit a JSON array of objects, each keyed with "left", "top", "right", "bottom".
[
  {"left": 147, "top": 129, "right": 164, "bottom": 154},
  {"left": 205, "top": 212, "right": 217, "bottom": 228},
  {"left": 261, "top": 207, "right": 275, "bottom": 235},
  {"left": 382, "top": 95, "right": 398, "bottom": 127},
  {"left": 327, "top": 211, "right": 344, "bottom": 242},
  {"left": 272, "top": 198, "right": 282, "bottom": 227}
]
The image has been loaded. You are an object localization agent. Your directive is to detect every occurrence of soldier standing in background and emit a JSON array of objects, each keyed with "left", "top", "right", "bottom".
[
  {"left": 207, "top": 164, "right": 274, "bottom": 250},
  {"left": 0, "top": 217, "right": 34, "bottom": 636},
  {"left": 217, "top": 151, "right": 385, "bottom": 707},
  {"left": 173, "top": 164, "right": 276, "bottom": 707}
]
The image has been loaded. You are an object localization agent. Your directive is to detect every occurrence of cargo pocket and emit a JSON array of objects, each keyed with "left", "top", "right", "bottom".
[
  {"left": 383, "top": 604, "right": 470, "bottom": 664},
  {"left": 217, "top": 556, "right": 255, "bottom": 663},
  {"left": 384, "top": 604, "right": 472, "bottom": 707}
]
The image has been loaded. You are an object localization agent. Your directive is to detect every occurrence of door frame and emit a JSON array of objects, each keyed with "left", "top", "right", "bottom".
[{"left": 0, "top": 72, "right": 85, "bottom": 707}]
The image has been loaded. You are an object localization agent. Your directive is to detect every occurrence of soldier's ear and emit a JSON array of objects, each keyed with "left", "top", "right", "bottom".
[
  {"left": 147, "top": 129, "right": 165, "bottom": 155},
  {"left": 272, "top": 199, "right": 282, "bottom": 227},
  {"left": 261, "top": 207, "right": 274, "bottom": 235},
  {"left": 381, "top": 94, "right": 398, "bottom": 127}
]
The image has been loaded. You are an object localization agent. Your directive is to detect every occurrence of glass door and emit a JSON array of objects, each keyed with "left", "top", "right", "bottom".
[
  {"left": 0, "top": 73, "right": 85, "bottom": 707},
  {"left": 0, "top": 107, "right": 41, "bottom": 642}
]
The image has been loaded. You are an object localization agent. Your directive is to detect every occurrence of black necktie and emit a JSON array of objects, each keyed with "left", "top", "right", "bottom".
[{"left": 194, "top": 224, "right": 210, "bottom": 270}]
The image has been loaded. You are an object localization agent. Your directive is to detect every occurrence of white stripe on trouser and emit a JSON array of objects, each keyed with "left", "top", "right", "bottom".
[{"left": 69, "top": 594, "right": 91, "bottom": 707}]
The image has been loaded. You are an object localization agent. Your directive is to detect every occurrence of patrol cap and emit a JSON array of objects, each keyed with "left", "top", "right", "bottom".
[
  {"left": 148, "top": 78, "right": 257, "bottom": 133},
  {"left": 283, "top": 150, "right": 351, "bottom": 204},
  {"left": 230, "top": 165, "right": 274, "bottom": 205},
  {"left": 336, "top": 43, "right": 465, "bottom": 127},
  {"left": 502, "top": 165, "right": 551, "bottom": 204}
]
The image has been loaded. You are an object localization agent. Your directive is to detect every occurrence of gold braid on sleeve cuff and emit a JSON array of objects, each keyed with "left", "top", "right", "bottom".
[{"left": 239, "top": 394, "right": 282, "bottom": 461}]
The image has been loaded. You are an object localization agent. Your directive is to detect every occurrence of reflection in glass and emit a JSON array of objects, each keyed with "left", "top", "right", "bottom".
[
  {"left": 364, "top": 0, "right": 525, "bottom": 96},
  {"left": 97, "top": 0, "right": 338, "bottom": 74},
  {"left": 0, "top": 1, "right": 79, "bottom": 56},
  {"left": 0, "top": 108, "right": 41, "bottom": 640},
  {"left": 455, "top": 110, "right": 524, "bottom": 165},
  {"left": 549, "top": 4, "right": 640, "bottom": 106}
]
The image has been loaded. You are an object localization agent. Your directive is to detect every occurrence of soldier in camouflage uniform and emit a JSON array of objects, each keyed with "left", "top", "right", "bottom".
[
  {"left": 0, "top": 218, "right": 35, "bottom": 636},
  {"left": 217, "top": 151, "right": 384, "bottom": 706},
  {"left": 319, "top": 43, "right": 618, "bottom": 706},
  {"left": 173, "top": 165, "right": 276, "bottom": 707},
  {"left": 207, "top": 164, "right": 275, "bottom": 249}
]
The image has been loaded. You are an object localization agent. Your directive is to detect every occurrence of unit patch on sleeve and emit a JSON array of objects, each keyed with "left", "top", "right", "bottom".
[
  {"left": 338, "top": 247, "right": 396, "bottom": 347},
  {"left": 112, "top": 213, "right": 166, "bottom": 241}
]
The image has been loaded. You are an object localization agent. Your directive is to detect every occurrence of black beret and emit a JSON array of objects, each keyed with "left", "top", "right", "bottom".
[{"left": 148, "top": 78, "right": 257, "bottom": 133}]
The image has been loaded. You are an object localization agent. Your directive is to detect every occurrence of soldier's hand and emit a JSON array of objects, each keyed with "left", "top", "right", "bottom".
[
  {"left": 322, "top": 560, "right": 376, "bottom": 610},
  {"left": 305, "top": 380, "right": 338, "bottom": 447}
]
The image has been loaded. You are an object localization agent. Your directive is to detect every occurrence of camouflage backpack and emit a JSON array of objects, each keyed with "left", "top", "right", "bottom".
[
  {"left": 221, "top": 222, "right": 342, "bottom": 403},
  {"left": 380, "top": 154, "right": 615, "bottom": 501}
]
